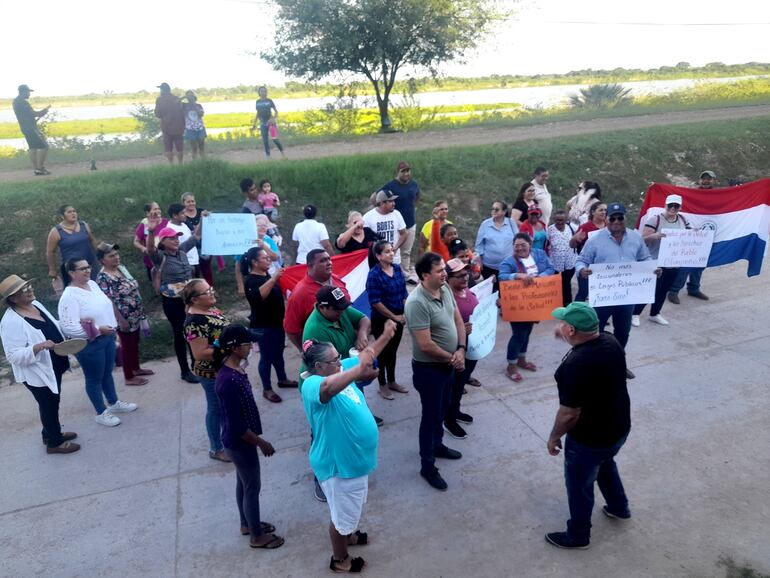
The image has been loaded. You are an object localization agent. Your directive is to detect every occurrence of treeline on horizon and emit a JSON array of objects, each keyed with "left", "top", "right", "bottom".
[{"left": 2, "top": 61, "right": 769, "bottom": 107}]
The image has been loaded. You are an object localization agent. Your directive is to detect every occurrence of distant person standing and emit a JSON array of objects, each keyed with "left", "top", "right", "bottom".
[
  {"left": 667, "top": 170, "right": 716, "bottom": 304},
  {"left": 13, "top": 84, "right": 50, "bottom": 176},
  {"left": 545, "top": 302, "right": 632, "bottom": 550},
  {"left": 363, "top": 191, "right": 407, "bottom": 264},
  {"left": 182, "top": 90, "right": 206, "bottom": 160},
  {"left": 292, "top": 205, "right": 335, "bottom": 264},
  {"left": 381, "top": 161, "right": 421, "bottom": 282},
  {"left": 154, "top": 82, "right": 185, "bottom": 164},
  {"left": 531, "top": 167, "right": 553, "bottom": 225},
  {"left": 253, "top": 86, "right": 285, "bottom": 159}
]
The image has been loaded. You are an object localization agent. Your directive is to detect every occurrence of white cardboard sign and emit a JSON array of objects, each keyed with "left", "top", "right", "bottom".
[
  {"left": 657, "top": 229, "right": 714, "bottom": 268},
  {"left": 466, "top": 292, "right": 498, "bottom": 361},
  {"left": 588, "top": 261, "right": 657, "bottom": 307},
  {"left": 201, "top": 213, "right": 258, "bottom": 255}
]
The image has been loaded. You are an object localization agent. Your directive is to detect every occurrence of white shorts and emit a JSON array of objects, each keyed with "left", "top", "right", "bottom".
[{"left": 319, "top": 475, "right": 369, "bottom": 535}]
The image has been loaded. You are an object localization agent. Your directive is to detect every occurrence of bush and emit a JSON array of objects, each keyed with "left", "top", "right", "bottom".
[
  {"left": 130, "top": 104, "right": 161, "bottom": 140},
  {"left": 569, "top": 83, "right": 632, "bottom": 109}
]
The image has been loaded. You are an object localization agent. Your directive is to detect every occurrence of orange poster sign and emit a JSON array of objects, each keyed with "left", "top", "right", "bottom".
[{"left": 499, "top": 274, "right": 563, "bottom": 322}]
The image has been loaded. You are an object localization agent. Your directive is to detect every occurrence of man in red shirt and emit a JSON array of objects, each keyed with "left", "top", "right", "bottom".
[{"left": 284, "top": 249, "right": 349, "bottom": 351}]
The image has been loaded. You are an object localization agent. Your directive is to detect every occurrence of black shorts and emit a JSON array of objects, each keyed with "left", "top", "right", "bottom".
[{"left": 23, "top": 129, "right": 49, "bottom": 150}]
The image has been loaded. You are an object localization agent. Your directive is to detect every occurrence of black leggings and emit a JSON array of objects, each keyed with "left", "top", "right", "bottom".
[
  {"left": 634, "top": 267, "right": 680, "bottom": 317},
  {"left": 371, "top": 315, "right": 404, "bottom": 385},
  {"left": 162, "top": 296, "right": 191, "bottom": 374},
  {"left": 25, "top": 372, "right": 64, "bottom": 447}
]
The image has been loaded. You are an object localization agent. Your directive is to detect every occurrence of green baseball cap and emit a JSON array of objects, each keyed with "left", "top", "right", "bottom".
[{"left": 552, "top": 302, "right": 600, "bottom": 332}]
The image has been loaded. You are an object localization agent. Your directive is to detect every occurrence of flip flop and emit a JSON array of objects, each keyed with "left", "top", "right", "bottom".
[
  {"left": 241, "top": 522, "right": 276, "bottom": 535},
  {"left": 505, "top": 370, "right": 523, "bottom": 382},
  {"left": 517, "top": 361, "right": 538, "bottom": 372},
  {"left": 249, "top": 533, "right": 284, "bottom": 549},
  {"left": 263, "top": 390, "right": 283, "bottom": 403},
  {"left": 387, "top": 382, "right": 409, "bottom": 394},
  {"left": 134, "top": 368, "right": 155, "bottom": 376},
  {"left": 378, "top": 387, "right": 395, "bottom": 400},
  {"left": 125, "top": 378, "right": 149, "bottom": 386},
  {"left": 467, "top": 377, "right": 482, "bottom": 387}
]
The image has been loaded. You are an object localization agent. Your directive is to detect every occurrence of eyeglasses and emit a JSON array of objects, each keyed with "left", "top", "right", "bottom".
[
  {"left": 449, "top": 273, "right": 467, "bottom": 279},
  {"left": 667, "top": 203, "right": 681, "bottom": 209},
  {"left": 319, "top": 355, "right": 341, "bottom": 365},
  {"left": 513, "top": 243, "right": 530, "bottom": 250},
  {"left": 608, "top": 216, "right": 625, "bottom": 222},
  {"left": 491, "top": 207, "right": 503, "bottom": 212},
  {"left": 195, "top": 287, "right": 215, "bottom": 297},
  {"left": 19, "top": 285, "right": 34, "bottom": 292},
  {"left": 75, "top": 266, "right": 92, "bottom": 271}
]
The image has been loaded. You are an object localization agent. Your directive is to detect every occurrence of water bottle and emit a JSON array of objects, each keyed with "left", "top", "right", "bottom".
[
  {"left": 349, "top": 348, "right": 377, "bottom": 388},
  {"left": 140, "top": 318, "right": 151, "bottom": 338}
]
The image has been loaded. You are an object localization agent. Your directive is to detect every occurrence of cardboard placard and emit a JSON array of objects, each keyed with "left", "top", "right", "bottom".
[
  {"left": 500, "top": 274, "right": 563, "bottom": 322},
  {"left": 201, "top": 213, "right": 258, "bottom": 255},
  {"left": 466, "top": 292, "right": 498, "bottom": 360},
  {"left": 587, "top": 261, "right": 657, "bottom": 307},
  {"left": 657, "top": 229, "right": 714, "bottom": 268}
]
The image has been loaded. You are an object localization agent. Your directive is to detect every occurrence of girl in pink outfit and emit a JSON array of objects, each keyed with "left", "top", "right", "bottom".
[{"left": 258, "top": 179, "right": 281, "bottom": 222}]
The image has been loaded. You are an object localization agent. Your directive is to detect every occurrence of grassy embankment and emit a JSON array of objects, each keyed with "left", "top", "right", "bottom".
[
  {"left": 1, "top": 116, "right": 769, "bottom": 369},
  {"left": 1, "top": 61, "right": 769, "bottom": 107},
  {"left": 1, "top": 78, "right": 769, "bottom": 169}
]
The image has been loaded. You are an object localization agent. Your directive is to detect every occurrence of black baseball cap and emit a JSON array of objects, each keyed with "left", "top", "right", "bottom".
[
  {"left": 316, "top": 285, "right": 351, "bottom": 310},
  {"left": 219, "top": 324, "right": 259, "bottom": 348},
  {"left": 606, "top": 203, "right": 626, "bottom": 216}
]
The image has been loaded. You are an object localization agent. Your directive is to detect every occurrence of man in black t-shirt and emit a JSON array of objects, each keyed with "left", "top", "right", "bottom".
[
  {"left": 12, "top": 84, "right": 51, "bottom": 176},
  {"left": 545, "top": 302, "right": 631, "bottom": 549}
]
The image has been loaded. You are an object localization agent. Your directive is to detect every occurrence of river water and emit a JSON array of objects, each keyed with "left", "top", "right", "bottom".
[{"left": 0, "top": 76, "right": 755, "bottom": 149}]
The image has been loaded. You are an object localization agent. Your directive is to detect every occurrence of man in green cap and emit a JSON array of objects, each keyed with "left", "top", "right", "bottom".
[{"left": 544, "top": 302, "right": 632, "bottom": 550}]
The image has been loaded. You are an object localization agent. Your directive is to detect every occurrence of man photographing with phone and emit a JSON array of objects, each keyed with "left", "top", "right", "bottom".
[{"left": 13, "top": 84, "right": 51, "bottom": 176}]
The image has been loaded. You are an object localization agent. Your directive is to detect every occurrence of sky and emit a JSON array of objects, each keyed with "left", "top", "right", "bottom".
[{"left": 1, "top": 0, "right": 769, "bottom": 98}]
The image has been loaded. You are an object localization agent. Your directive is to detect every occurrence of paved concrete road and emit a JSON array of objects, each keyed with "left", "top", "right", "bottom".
[{"left": 1, "top": 259, "right": 769, "bottom": 577}]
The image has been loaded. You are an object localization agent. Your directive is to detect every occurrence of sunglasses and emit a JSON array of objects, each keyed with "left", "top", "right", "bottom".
[
  {"left": 667, "top": 203, "right": 681, "bottom": 209},
  {"left": 608, "top": 216, "right": 625, "bottom": 222}
]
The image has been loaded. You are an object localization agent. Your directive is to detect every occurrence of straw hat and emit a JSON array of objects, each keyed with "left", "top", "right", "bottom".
[{"left": 0, "top": 275, "right": 33, "bottom": 301}]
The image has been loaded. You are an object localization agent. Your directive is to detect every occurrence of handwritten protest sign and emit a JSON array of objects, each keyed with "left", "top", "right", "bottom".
[
  {"left": 201, "top": 213, "right": 258, "bottom": 255},
  {"left": 466, "top": 292, "right": 498, "bottom": 360},
  {"left": 469, "top": 275, "right": 494, "bottom": 300},
  {"left": 587, "top": 261, "right": 657, "bottom": 307},
  {"left": 657, "top": 229, "right": 714, "bottom": 268},
  {"left": 500, "top": 274, "right": 563, "bottom": 322}
]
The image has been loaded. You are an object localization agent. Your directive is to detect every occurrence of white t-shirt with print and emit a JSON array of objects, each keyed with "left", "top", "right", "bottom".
[{"left": 362, "top": 208, "right": 406, "bottom": 263}]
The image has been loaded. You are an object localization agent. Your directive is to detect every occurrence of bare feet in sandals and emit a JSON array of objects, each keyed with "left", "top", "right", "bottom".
[
  {"left": 387, "top": 382, "right": 409, "bottom": 394},
  {"left": 517, "top": 359, "right": 537, "bottom": 372},
  {"left": 505, "top": 365, "right": 523, "bottom": 382},
  {"left": 249, "top": 533, "right": 284, "bottom": 549},
  {"left": 378, "top": 385, "right": 395, "bottom": 400}
]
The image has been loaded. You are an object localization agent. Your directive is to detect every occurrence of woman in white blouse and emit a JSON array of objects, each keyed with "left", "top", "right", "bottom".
[
  {"left": 58, "top": 258, "right": 138, "bottom": 427},
  {"left": 1, "top": 275, "right": 80, "bottom": 454}
]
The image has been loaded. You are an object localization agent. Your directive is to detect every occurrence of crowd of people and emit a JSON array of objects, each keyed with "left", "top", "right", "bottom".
[{"left": 1, "top": 160, "right": 724, "bottom": 570}]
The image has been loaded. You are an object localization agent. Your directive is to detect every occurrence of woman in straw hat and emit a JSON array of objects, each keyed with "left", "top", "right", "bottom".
[{"left": 0, "top": 275, "right": 80, "bottom": 454}]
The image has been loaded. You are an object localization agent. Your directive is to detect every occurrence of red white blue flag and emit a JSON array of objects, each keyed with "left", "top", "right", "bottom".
[{"left": 637, "top": 180, "right": 770, "bottom": 276}]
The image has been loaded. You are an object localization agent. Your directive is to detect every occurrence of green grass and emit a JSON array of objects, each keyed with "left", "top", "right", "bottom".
[{"left": 2, "top": 116, "right": 769, "bottom": 369}]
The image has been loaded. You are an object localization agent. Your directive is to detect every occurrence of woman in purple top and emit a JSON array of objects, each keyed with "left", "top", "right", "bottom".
[
  {"left": 46, "top": 205, "right": 99, "bottom": 293},
  {"left": 133, "top": 202, "right": 168, "bottom": 281},
  {"left": 214, "top": 324, "right": 284, "bottom": 550}
]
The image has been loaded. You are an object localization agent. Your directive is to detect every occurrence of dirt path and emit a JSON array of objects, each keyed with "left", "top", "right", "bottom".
[{"left": 2, "top": 104, "right": 770, "bottom": 183}]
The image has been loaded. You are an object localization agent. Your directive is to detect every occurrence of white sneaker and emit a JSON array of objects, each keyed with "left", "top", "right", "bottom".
[
  {"left": 95, "top": 410, "right": 121, "bottom": 427},
  {"left": 648, "top": 314, "right": 669, "bottom": 326},
  {"left": 108, "top": 400, "right": 138, "bottom": 413},
  {"left": 631, "top": 315, "right": 640, "bottom": 327}
]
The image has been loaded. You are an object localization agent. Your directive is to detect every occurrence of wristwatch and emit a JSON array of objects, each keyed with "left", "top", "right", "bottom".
[{"left": 456, "top": 344, "right": 467, "bottom": 351}]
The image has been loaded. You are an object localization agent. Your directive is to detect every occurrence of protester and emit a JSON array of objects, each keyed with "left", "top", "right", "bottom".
[
  {"left": 668, "top": 170, "right": 715, "bottom": 304},
  {"left": 443, "top": 259, "right": 479, "bottom": 440},
  {"left": 12, "top": 84, "right": 50, "bottom": 175},
  {"left": 146, "top": 221, "right": 202, "bottom": 383},
  {"left": 133, "top": 202, "right": 168, "bottom": 281},
  {"left": 474, "top": 201, "right": 519, "bottom": 288},
  {"left": 253, "top": 86, "right": 285, "bottom": 158},
  {"left": 566, "top": 181, "right": 602, "bottom": 227},
  {"left": 498, "top": 233, "right": 556, "bottom": 382},
  {"left": 363, "top": 191, "right": 407, "bottom": 264},
  {"left": 284, "top": 249, "right": 350, "bottom": 351},
  {"left": 519, "top": 207, "right": 548, "bottom": 251},
  {"left": 381, "top": 161, "right": 421, "bottom": 282},
  {"left": 448, "top": 238, "right": 481, "bottom": 288},
  {"left": 292, "top": 205, "right": 335, "bottom": 265},
  {"left": 167, "top": 202, "right": 200, "bottom": 275},
  {"left": 546, "top": 302, "right": 631, "bottom": 549},
  {"left": 46, "top": 205, "right": 99, "bottom": 292},
  {"left": 1, "top": 275, "right": 79, "bottom": 454},
  {"left": 154, "top": 82, "right": 185, "bottom": 163},
  {"left": 366, "top": 240, "right": 409, "bottom": 400},
  {"left": 182, "top": 90, "right": 206, "bottom": 160},
  {"left": 96, "top": 242, "right": 153, "bottom": 386},
  {"left": 182, "top": 279, "right": 230, "bottom": 463},
  {"left": 547, "top": 210, "right": 578, "bottom": 306},
  {"left": 258, "top": 179, "right": 281, "bottom": 222},
  {"left": 242, "top": 246, "right": 297, "bottom": 403},
  {"left": 419, "top": 200, "right": 451, "bottom": 257},
  {"left": 58, "top": 258, "right": 138, "bottom": 427},
  {"left": 576, "top": 203, "right": 659, "bottom": 379},
  {"left": 213, "top": 324, "right": 284, "bottom": 549},
  {"left": 180, "top": 192, "right": 216, "bottom": 286},
  {"left": 405, "top": 252, "right": 466, "bottom": 491},
  {"left": 235, "top": 215, "right": 281, "bottom": 297},
  {"left": 300, "top": 321, "right": 396, "bottom": 573},
  {"left": 531, "top": 166, "right": 553, "bottom": 225},
  {"left": 511, "top": 183, "right": 538, "bottom": 224},
  {"left": 632, "top": 194, "right": 690, "bottom": 327},
  {"left": 570, "top": 201, "right": 607, "bottom": 302},
  {"left": 336, "top": 211, "right": 381, "bottom": 258}
]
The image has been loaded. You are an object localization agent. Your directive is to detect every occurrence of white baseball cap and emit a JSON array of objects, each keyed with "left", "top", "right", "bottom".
[{"left": 665, "top": 194, "right": 683, "bottom": 206}]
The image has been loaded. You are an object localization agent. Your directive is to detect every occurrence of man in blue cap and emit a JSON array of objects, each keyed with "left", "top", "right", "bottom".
[
  {"left": 575, "top": 202, "right": 659, "bottom": 379},
  {"left": 545, "top": 302, "right": 632, "bottom": 549}
]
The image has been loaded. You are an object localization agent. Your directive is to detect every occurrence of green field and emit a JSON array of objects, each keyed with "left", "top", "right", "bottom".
[{"left": 1, "top": 116, "right": 769, "bottom": 366}]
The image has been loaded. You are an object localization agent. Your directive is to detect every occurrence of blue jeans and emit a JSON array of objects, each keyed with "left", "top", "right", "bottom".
[
  {"left": 198, "top": 376, "right": 223, "bottom": 453},
  {"left": 412, "top": 361, "right": 454, "bottom": 471},
  {"left": 259, "top": 124, "right": 284, "bottom": 156},
  {"left": 669, "top": 267, "right": 703, "bottom": 295},
  {"left": 564, "top": 434, "right": 630, "bottom": 543},
  {"left": 255, "top": 327, "right": 288, "bottom": 391},
  {"left": 596, "top": 305, "right": 634, "bottom": 349},
  {"left": 507, "top": 322, "right": 534, "bottom": 362},
  {"left": 75, "top": 335, "right": 118, "bottom": 414}
]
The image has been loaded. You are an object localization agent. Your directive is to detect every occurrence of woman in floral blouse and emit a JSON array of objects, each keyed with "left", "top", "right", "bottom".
[
  {"left": 546, "top": 210, "right": 578, "bottom": 306},
  {"left": 96, "top": 242, "right": 154, "bottom": 386},
  {"left": 182, "top": 278, "right": 231, "bottom": 462}
]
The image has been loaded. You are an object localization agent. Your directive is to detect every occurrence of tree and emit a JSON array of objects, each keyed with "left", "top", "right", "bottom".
[
  {"left": 262, "top": 0, "right": 499, "bottom": 131},
  {"left": 568, "top": 84, "right": 632, "bottom": 110}
]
